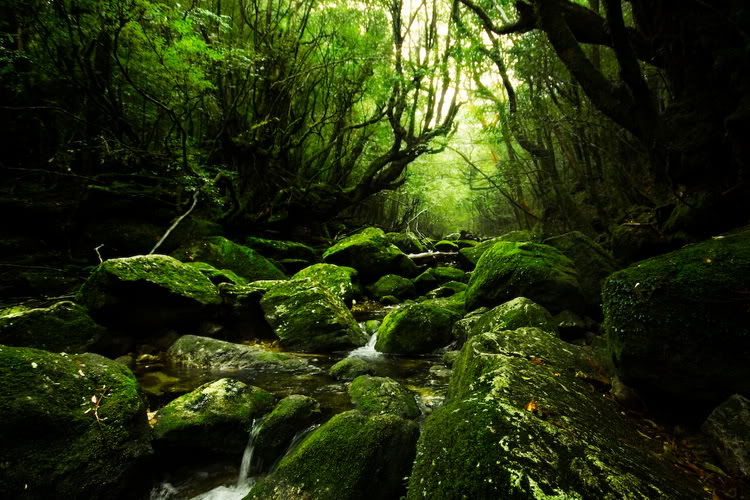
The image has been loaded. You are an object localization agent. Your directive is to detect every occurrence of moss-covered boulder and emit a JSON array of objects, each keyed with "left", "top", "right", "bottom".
[
  {"left": 153, "top": 378, "right": 275, "bottom": 455},
  {"left": 425, "top": 281, "right": 467, "bottom": 299},
  {"left": 457, "top": 237, "right": 501, "bottom": 268},
  {"left": 406, "top": 328, "right": 704, "bottom": 499},
  {"left": 261, "top": 279, "right": 367, "bottom": 352},
  {"left": 172, "top": 236, "right": 286, "bottom": 282},
  {"left": 386, "top": 231, "right": 425, "bottom": 254},
  {"left": 451, "top": 307, "right": 489, "bottom": 349},
  {"left": 292, "top": 263, "right": 363, "bottom": 306},
  {"left": 375, "top": 302, "right": 462, "bottom": 355},
  {"left": 0, "top": 345, "right": 152, "bottom": 499},
  {"left": 76, "top": 255, "right": 221, "bottom": 331},
  {"left": 329, "top": 357, "right": 377, "bottom": 381},
  {"left": 366, "top": 274, "right": 417, "bottom": 301},
  {"left": 544, "top": 231, "right": 618, "bottom": 311},
  {"left": 602, "top": 229, "right": 750, "bottom": 406},
  {"left": 186, "top": 261, "right": 249, "bottom": 286},
  {"left": 246, "top": 410, "right": 419, "bottom": 500},
  {"left": 348, "top": 375, "right": 420, "bottom": 419},
  {"left": 413, "top": 267, "right": 467, "bottom": 294},
  {"left": 244, "top": 236, "right": 317, "bottom": 262},
  {"left": 0, "top": 301, "right": 106, "bottom": 353},
  {"left": 434, "top": 239, "right": 459, "bottom": 251},
  {"left": 322, "top": 227, "right": 418, "bottom": 281},
  {"left": 468, "top": 297, "right": 558, "bottom": 342},
  {"left": 465, "top": 241, "right": 583, "bottom": 314},
  {"left": 166, "top": 335, "right": 318, "bottom": 374},
  {"left": 253, "top": 395, "right": 322, "bottom": 471}
]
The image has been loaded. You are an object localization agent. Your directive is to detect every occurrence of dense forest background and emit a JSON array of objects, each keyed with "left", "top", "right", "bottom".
[{"left": 2, "top": 0, "right": 749, "bottom": 258}]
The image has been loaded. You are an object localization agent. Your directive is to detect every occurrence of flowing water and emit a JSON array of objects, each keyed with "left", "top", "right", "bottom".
[{"left": 143, "top": 317, "right": 451, "bottom": 499}]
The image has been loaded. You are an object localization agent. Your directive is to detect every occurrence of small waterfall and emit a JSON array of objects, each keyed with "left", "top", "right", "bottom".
[
  {"left": 237, "top": 419, "right": 263, "bottom": 487},
  {"left": 347, "top": 323, "right": 382, "bottom": 359}
]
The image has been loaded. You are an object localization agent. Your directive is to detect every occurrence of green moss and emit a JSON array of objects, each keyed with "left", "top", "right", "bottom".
[
  {"left": 348, "top": 375, "right": 420, "bottom": 419},
  {"left": 154, "top": 378, "right": 275, "bottom": 454},
  {"left": 186, "top": 261, "right": 249, "bottom": 285},
  {"left": 247, "top": 410, "right": 419, "bottom": 500},
  {"left": 0, "top": 346, "right": 151, "bottom": 498},
  {"left": 322, "top": 227, "right": 417, "bottom": 280},
  {"left": 172, "top": 236, "right": 287, "bottom": 281},
  {"left": 329, "top": 358, "right": 376, "bottom": 381},
  {"left": 366, "top": 274, "right": 417, "bottom": 301},
  {"left": 244, "top": 236, "right": 317, "bottom": 262},
  {"left": 293, "top": 263, "right": 363, "bottom": 306},
  {"left": 254, "top": 395, "right": 322, "bottom": 469},
  {"left": 465, "top": 242, "right": 583, "bottom": 314},
  {"left": 375, "top": 301, "right": 461, "bottom": 354},
  {"left": 0, "top": 301, "right": 106, "bottom": 353},
  {"left": 602, "top": 228, "right": 750, "bottom": 403},
  {"left": 386, "top": 232, "right": 425, "bottom": 254},
  {"left": 434, "top": 240, "right": 459, "bottom": 251},
  {"left": 260, "top": 279, "right": 367, "bottom": 352},
  {"left": 469, "top": 297, "right": 558, "bottom": 341}
]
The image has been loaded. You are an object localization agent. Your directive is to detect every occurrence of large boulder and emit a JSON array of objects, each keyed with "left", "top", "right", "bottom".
[
  {"left": 166, "top": 335, "right": 318, "bottom": 374},
  {"left": 366, "top": 274, "right": 417, "bottom": 301},
  {"left": 544, "top": 231, "right": 618, "bottom": 311},
  {"left": 247, "top": 410, "right": 419, "bottom": 500},
  {"left": 0, "top": 345, "right": 152, "bottom": 499},
  {"left": 253, "top": 395, "right": 322, "bottom": 471},
  {"left": 602, "top": 228, "right": 750, "bottom": 407},
  {"left": 153, "top": 378, "right": 275, "bottom": 455},
  {"left": 322, "top": 227, "right": 418, "bottom": 281},
  {"left": 348, "top": 375, "right": 421, "bottom": 419},
  {"left": 260, "top": 279, "right": 367, "bottom": 352},
  {"left": 375, "top": 301, "right": 462, "bottom": 355},
  {"left": 406, "top": 328, "right": 704, "bottom": 499},
  {"left": 0, "top": 301, "right": 106, "bottom": 353},
  {"left": 468, "top": 297, "right": 558, "bottom": 342},
  {"left": 171, "top": 236, "right": 287, "bottom": 282},
  {"left": 465, "top": 241, "right": 584, "bottom": 314},
  {"left": 292, "top": 263, "right": 363, "bottom": 306},
  {"left": 76, "top": 255, "right": 221, "bottom": 331}
]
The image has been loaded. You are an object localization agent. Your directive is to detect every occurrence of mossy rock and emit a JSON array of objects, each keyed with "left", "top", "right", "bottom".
[
  {"left": 0, "top": 301, "right": 106, "bottom": 353},
  {"left": 458, "top": 237, "right": 502, "bottom": 268},
  {"left": 366, "top": 274, "right": 417, "bottom": 301},
  {"left": 244, "top": 236, "right": 317, "bottom": 262},
  {"left": 292, "top": 263, "right": 363, "bottom": 306},
  {"left": 322, "top": 227, "right": 418, "bottom": 281},
  {"left": 468, "top": 297, "right": 558, "bottom": 342},
  {"left": 246, "top": 410, "right": 419, "bottom": 500},
  {"left": 465, "top": 241, "right": 583, "bottom": 314},
  {"left": 451, "top": 307, "right": 489, "bottom": 349},
  {"left": 413, "top": 267, "right": 467, "bottom": 294},
  {"left": 407, "top": 328, "right": 704, "bottom": 499},
  {"left": 166, "top": 335, "right": 318, "bottom": 374},
  {"left": 260, "top": 279, "right": 367, "bottom": 352},
  {"left": 172, "top": 236, "right": 287, "bottom": 282},
  {"left": 348, "top": 375, "right": 420, "bottom": 419},
  {"left": 76, "top": 254, "right": 221, "bottom": 331},
  {"left": 434, "top": 240, "right": 459, "bottom": 251},
  {"left": 153, "top": 378, "right": 275, "bottom": 455},
  {"left": 329, "top": 357, "right": 377, "bottom": 381},
  {"left": 544, "top": 231, "right": 618, "bottom": 311},
  {"left": 186, "top": 261, "right": 249, "bottom": 286},
  {"left": 421, "top": 292, "right": 466, "bottom": 316},
  {"left": 375, "top": 302, "right": 462, "bottom": 355},
  {"left": 0, "top": 345, "right": 152, "bottom": 499},
  {"left": 602, "top": 228, "right": 750, "bottom": 407},
  {"left": 254, "top": 395, "right": 322, "bottom": 471},
  {"left": 386, "top": 231, "right": 425, "bottom": 254},
  {"left": 425, "top": 281, "right": 467, "bottom": 299},
  {"left": 609, "top": 222, "right": 666, "bottom": 264}
]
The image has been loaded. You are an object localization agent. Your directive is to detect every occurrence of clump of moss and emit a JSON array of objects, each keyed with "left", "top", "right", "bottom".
[
  {"left": 348, "top": 375, "right": 420, "bottom": 419},
  {"left": 247, "top": 410, "right": 419, "bottom": 500},
  {"left": 465, "top": 241, "right": 583, "bottom": 314}
]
